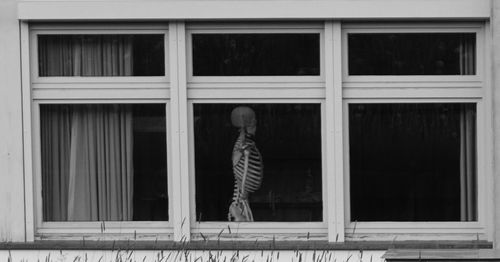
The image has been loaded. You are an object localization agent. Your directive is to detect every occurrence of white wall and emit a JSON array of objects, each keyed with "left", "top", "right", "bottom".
[
  {"left": 493, "top": 0, "right": 500, "bottom": 249},
  {"left": 0, "top": 0, "right": 27, "bottom": 241}
]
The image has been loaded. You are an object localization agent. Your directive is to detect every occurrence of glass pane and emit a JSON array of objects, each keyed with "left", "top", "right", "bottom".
[
  {"left": 348, "top": 33, "right": 476, "bottom": 75},
  {"left": 349, "top": 103, "right": 477, "bottom": 221},
  {"left": 194, "top": 104, "right": 322, "bottom": 222},
  {"left": 192, "top": 34, "right": 320, "bottom": 76},
  {"left": 40, "top": 104, "right": 168, "bottom": 221},
  {"left": 38, "top": 35, "right": 165, "bottom": 76}
]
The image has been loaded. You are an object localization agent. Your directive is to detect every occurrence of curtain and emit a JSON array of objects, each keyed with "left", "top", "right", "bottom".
[
  {"left": 460, "top": 105, "right": 476, "bottom": 221},
  {"left": 39, "top": 35, "right": 133, "bottom": 76},
  {"left": 40, "top": 36, "right": 135, "bottom": 221},
  {"left": 41, "top": 106, "right": 72, "bottom": 221},
  {"left": 459, "top": 34, "right": 475, "bottom": 75},
  {"left": 42, "top": 105, "right": 133, "bottom": 221}
]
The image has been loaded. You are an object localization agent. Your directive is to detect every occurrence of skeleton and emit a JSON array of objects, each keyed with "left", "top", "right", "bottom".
[{"left": 228, "top": 106, "right": 263, "bottom": 222}]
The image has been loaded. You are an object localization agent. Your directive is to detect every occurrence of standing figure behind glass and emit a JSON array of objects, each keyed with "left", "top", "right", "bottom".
[{"left": 228, "top": 106, "right": 264, "bottom": 222}]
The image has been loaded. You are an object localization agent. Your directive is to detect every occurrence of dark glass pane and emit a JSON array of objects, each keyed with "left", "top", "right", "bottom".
[
  {"left": 192, "top": 34, "right": 320, "bottom": 76},
  {"left": 38, "top": 35, "right": 165, "bottom": 76},
  {"left": 194, "top": 104, "right": 322, "bottom": 222},
  {"left": 40, "top": 104, "right": 168, "bottom": 221},
  {"left": 348, "top": 33, "right": 476, "bottom": 75},
  {"left": 349, "top": 103, "right": 477, "bottom": 221}
]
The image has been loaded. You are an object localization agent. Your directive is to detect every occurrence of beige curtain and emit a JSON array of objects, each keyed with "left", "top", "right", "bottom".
[
  {"left": 41, "top": 107, "right": 72, "bottom": 221},
  {"left": 459, "top": 35, "right": 475, "bottom": 75},
  {"left": 460, "top": 105, "right": 476, "bottom": 221},
  {"left": 41, "top": 36, "right": 135, "bottom": 221},
  {"left": 42, "top": 105, "right": 134, "bottom": 221},
  {"left": 39, "top": 35, "right": 133, "bottom": 76}
]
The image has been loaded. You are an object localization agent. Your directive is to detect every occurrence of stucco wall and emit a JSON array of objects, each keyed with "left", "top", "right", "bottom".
[
  {"left": 493, "top": 0, "right": 500, "bottom": 250},
  {"left": 0, "top": 0, "right": 26, "bottom": 242}
]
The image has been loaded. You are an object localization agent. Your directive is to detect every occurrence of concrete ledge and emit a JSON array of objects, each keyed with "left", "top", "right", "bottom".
[
  {"left": 18, "top": 0, "right": 490, "bottom": 21},
  {"left": 383, "top": 249, "right": 500, "bottom": 261},
  {"left": 0, "top": 240, "right": 493, "bottom": 251}
]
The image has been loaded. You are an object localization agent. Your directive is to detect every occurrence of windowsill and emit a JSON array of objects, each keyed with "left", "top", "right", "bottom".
[
  {"left": 383, "top": 249, "right": 500, "bottom": 261},
  {"left": 0, "top": 240, "right": 492, "bottom": 250}
]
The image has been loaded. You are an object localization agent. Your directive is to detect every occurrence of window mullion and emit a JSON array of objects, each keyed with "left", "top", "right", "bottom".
[
  {"left": 325, "top": 20, "right": 345, "bottom": 242},
  {"left": 169, "top": 21, "right": 191, "bottom": 241}
]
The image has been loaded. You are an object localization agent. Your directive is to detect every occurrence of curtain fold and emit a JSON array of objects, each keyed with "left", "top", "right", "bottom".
[
  {"left": 459, "top": 34, "right": 475, "bottom": 75},
  {"left": 43, "top": 105, "right": 133, "bottom": 221},
  {"left": 39, "top": 35, "right": 134, "bottom": 76},
  {"left": 41, "top": 36, "right": 135, "bottom": 221},
  {"left": 460, "top": 105, "right": 476, "bottom": 221}
]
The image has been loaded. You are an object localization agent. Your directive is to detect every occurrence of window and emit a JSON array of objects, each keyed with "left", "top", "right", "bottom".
[
  {"left": 349, "top": 103, "right": 476, "bottom": 222},
  {"left": 186, "top": 23, "right": 327, "bottom": 239},
  {"left": 30, "top": 24, "right": 171, "bottom": 239},
  {"left": 192, "top": 34, "right": 320, "bottom": 76},
  {"left": 348, "top": 33, "right": 476, "bottom": 75},
  {"left": 25, "top": 22, "right": 489, "bottom": 242},
  {"left": 40, "top": 104, "right": 168, "bottom": 222},
  {"left": 38, "top": 34, "right": 165, "bottom": 76},
  {"left": 194, "top": 103, "right": 322, "bottom": 222},
  {"left": 342, "top": 23, "right": 486, "bottom": 240}
]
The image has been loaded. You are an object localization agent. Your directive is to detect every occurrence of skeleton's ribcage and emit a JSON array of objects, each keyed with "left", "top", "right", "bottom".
[{"left": 232, "top": 135, "right": 263, "bottom": 200}]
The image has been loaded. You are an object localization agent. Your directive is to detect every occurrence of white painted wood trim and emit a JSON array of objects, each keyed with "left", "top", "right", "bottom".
[
  {"left": 186, "top": 26, "right": 325, "bottom": 84},
  {"left": 325, "top": 21, "right": 345, "bottom": 243},
  {"left": 333, "top": 22, "right": 346, "bottom": 242},
  {"left": 343, "top": 88, "right": 484, "bottom": 99},
  {"left": 483, "top": 21, "right": 495, "bottom": 242},
  {"left": 30, "top": 25, "right": 169, "bottom": 83},
  {"left": 32, "top": 102, "right": 43, "bottom": 237},
  {"left": 170, "top": 22, "right": 191, "bottom": 241},
  {"left": 342, "top": 23, "right": 485, "bottom": 84},
  {"left": 187, "top": 89, "right": 325, "bottom": 100},
  {"left": 18, "top": 0, "right": 490, "bottom": 21},
  {"left": 169, "top": 22, "right": 186, "bottom": 242},
  {"left": 21, "top": 21, "right": 34, "bottom": 242},
  {"left": 32, "top": 88, "right": 170, "bottom": 101}
]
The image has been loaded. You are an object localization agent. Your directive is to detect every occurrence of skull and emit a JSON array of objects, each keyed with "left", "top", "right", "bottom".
[{"left": 231, "top": 106, "right": 256, "bottom": 134}]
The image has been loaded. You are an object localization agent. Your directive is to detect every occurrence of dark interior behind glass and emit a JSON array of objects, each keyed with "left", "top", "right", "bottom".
[
  {"left": 192, "top": 34, "right": 320, "bottom": 76},
  {"left": 349, "top": 103, "right": 477, "bottom": 221},
  {"left": 194, "top": 104, "right": 322, "bottom": 222},
  {"left": 348, "top": 33, "right": 476, "bottom": 75}
]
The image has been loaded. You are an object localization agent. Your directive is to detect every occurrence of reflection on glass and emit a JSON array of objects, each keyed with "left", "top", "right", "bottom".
[
  {"left": 192, "top": 34, "right": 320, "bottom": 76},
  {"left": 41, "top": 104, "right": 168, "bottom": 221},
  {"left": 194, "top": 104, "right": 322, "bottom": 222},
  {"left": 38, "top": 35, "right": 165, "bottom": 76},
  {"left": 349, "top": 103, "right": 477, "bottom": 221},
  {"left": 348, "top": 33, "right": 476, "bottom": 75}
]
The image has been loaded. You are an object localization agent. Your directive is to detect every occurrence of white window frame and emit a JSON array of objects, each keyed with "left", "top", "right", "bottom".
[
  {"left": 187, "top": 99, "right": 328, "bottom": 241},
  {"left": 25, "top": 23, "right": 174, "bottom": 241},
  {"left": 29, "top": 24, "right": 170, "bottom": 100},
  {"left": 341, "top": 22, "right": 493, "bottom": 242},
  {"left": 186, "top": 22, "right": 325, "bottom": 96},
  {"left": 21, "top": 20, "right": 493, "bottom": 243},
  {"left": 183, "top": 22, "right": 333, "bottom": 241},
  {"left": 342, "top": 22, "right": 485, "bottom": 90}
]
